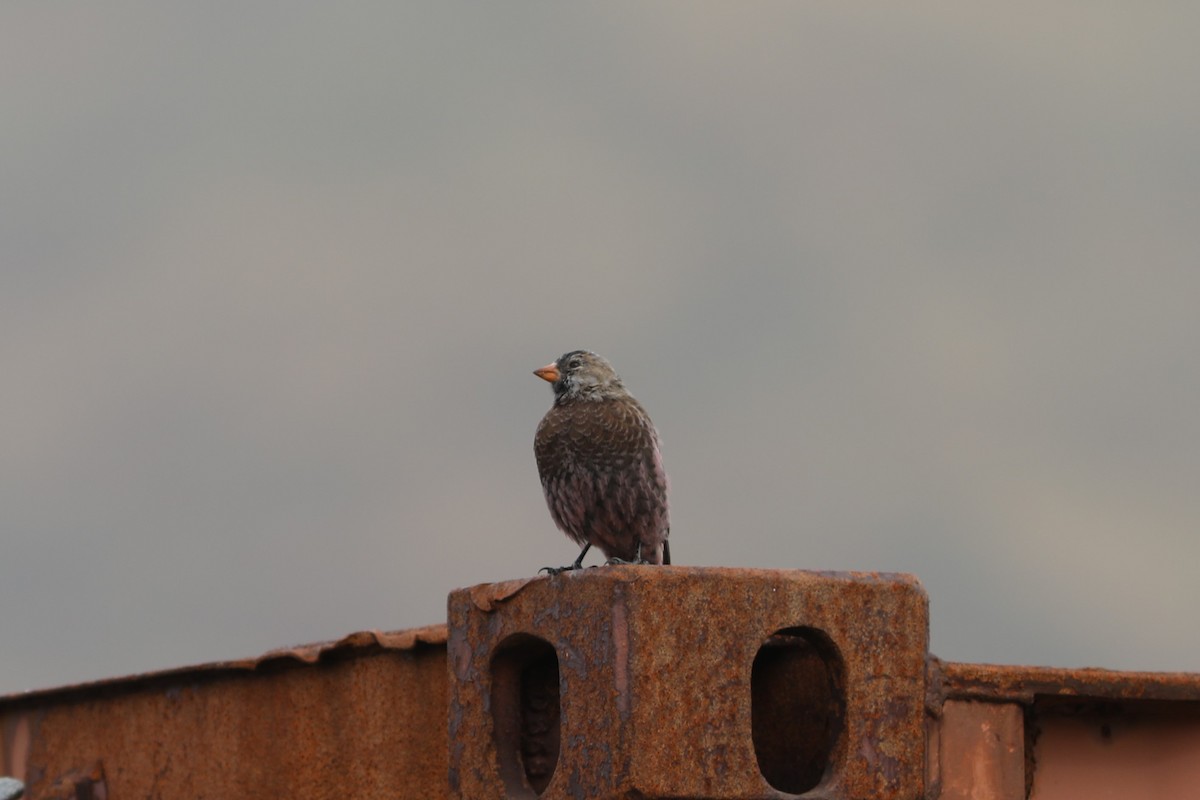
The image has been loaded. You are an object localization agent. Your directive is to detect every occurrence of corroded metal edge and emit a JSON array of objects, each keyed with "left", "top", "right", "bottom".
[
  {"left": 0, "top": 624, "right": 448, "bottom": 709},
  {"left": 932, "top": 657, "right": 1200, "bottom": 705}
]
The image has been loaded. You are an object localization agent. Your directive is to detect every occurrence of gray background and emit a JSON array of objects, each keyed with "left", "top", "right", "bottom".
[{"left": 3, "top": 3, "right": 1199, "bottom": 694}]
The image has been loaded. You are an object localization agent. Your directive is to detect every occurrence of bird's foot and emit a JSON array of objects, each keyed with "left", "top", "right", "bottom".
[
  {"left": 603, "top": 556, "right": 649, "bottom": 566},
  {"left": 539, "top": 543, "right": 593, "bottom": 576},
  {"left": 539, "top": 564, "right": 581, "bottom": 576},
  {"left": 604, "top": 541, "right": 651, "bottom": 566}
]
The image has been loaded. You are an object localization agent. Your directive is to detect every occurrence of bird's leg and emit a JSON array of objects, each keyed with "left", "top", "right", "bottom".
[
  {"left": 540, "top": 543, "right": 591, "bottom": 576},
  {"left": 570, "top": 543, "right": 592, "bottom": 570},
  {"left": 604, "top": 541, "right": 649, "bottom": 566}
]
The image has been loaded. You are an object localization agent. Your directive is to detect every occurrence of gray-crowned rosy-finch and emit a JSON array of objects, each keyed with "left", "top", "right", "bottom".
[{"left": 533, "top": 350, "right": 670, "bottom": 572}]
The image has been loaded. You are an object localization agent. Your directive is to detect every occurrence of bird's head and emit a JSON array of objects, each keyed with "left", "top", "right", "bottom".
[{"left": 534, "top": 350, "right": 627, "bottom": 401}]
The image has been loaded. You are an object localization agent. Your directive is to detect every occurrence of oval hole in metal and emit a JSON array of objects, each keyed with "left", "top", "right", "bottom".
[
  {"left": 490, "top": 634, "right": 560, "bottom": 798},
  {"left": 751, "top": 626, "right": 846, "bottom": 794}
]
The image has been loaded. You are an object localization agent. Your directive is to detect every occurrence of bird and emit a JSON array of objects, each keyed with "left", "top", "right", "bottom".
[{"left": 532, "top": 350, "right": 670, "bottom": 573}]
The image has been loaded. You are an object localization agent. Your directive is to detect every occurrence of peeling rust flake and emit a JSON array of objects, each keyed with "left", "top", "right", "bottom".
[{"left": 465, "top": 576, "right": 540, "bottom": 612}]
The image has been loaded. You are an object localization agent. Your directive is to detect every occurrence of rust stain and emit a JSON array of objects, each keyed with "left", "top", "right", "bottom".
[
  {"left": 39, "top": 761, "right": 106, "bottom": 800},
  {"left": 611, "top": 583, "right": 631, "bottom": 723},
  {"left": 937, "top": 700, "right": 1025, "bottom": 800}
]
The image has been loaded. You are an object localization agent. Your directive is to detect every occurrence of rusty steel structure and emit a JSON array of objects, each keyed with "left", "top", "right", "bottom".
[{"left": 3, "top": 567, "right": 1199, "bottom": 798}]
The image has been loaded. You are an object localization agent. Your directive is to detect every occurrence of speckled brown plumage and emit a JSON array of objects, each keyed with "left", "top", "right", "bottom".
[{"left": 533, "top": 350, "right": 670, "bottom": 571}]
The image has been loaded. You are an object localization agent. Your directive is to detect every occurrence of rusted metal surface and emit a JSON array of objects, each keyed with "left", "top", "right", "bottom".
[
  {"left": 5, "top": 569, "right": 1200, "bottom": 799},
  {"left": 35, "top": 762, "right": 105, "bottom": 800},
  {"left": 935, "top": 659, "right": 1200, "bottom": 704},
  {"left": 1, "top": 625, "right": 448, "bottom": 800},
  {"left": 1, "top": 626, "right": 446, "bottom": 709},
  {"left": 447, "top": 566, "right": 929, "bottom": 799},
  {"left": 1027, "top": 700, "right": 1200, "bottom": 799},
  {"left": 933, "top": 700, "right": 1024, "bottom": 800},
  {"left": 928, "top": 659, "right": 1200, "bottom": 800}
]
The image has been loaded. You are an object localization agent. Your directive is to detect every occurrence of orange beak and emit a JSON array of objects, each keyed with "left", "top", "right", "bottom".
[{"left": 533, "top": 362, "right": 560, "bottom": 383}]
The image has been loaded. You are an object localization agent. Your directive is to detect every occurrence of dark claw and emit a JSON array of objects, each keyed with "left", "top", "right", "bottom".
[{"left": 540, "top": 543, "right": 592, "bottom": 576}]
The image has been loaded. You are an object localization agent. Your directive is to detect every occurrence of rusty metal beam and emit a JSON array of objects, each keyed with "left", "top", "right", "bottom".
[
  {"left": 2, "top": 627, "right": 448, "bottom": 799},
  {"left": 932, "top": 700, "right": 1024, "bottom": 800},
  {"left": 937, "top": 660, "right": 1200, "bottom": 705},
  {"left": 929, "top": 659, "right": 1200, "bottom": 800}
]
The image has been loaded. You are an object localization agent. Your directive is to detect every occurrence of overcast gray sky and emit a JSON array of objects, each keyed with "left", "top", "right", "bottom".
[{"left": 3, "top": 3, "right": 1199, "bottom": 694}]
